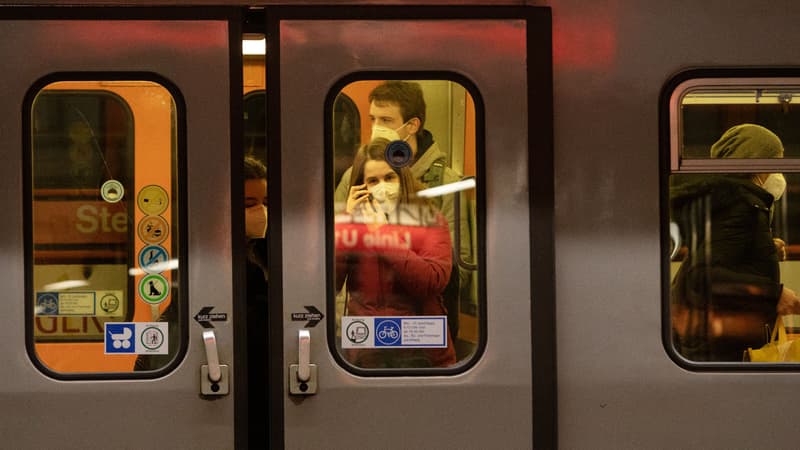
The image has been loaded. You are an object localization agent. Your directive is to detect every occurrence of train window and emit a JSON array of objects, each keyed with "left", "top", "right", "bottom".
[
  {"left": 667, "top": 79, "right": 800, "bottom": 365},
  {"left": 330, "top": 78, "right": 480, "bottom": 373},
  {"left": 27, "top": 80, "right": 182, "bottom": 376}
]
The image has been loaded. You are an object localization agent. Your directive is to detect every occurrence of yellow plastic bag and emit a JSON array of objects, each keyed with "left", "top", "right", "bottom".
[{"left": 747, "top": 318, "right": 800, "bottom": 362}]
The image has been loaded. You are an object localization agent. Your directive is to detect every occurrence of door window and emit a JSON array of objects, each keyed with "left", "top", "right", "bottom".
[
  {"left": 330, "top": 78, "right": 482, "bottom": 373},
  {"left": 27, "top": 79, "right": 183, "bottom": 377},
  {"left": 666, "top": 77, "right": 800, "bottom": 365}
]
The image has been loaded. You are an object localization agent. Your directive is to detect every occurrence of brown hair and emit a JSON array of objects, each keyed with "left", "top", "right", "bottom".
[
  {"left": 244, "top": 155, "right": 266, "bottom": 181},
  {"left": 368, "top": 81, "right": 426, "bottom": 131}
]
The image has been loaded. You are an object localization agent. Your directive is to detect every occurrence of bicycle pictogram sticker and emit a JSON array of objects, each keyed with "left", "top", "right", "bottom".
[{"left": 375, "top": 319, "right": 402, "bottom": 346}]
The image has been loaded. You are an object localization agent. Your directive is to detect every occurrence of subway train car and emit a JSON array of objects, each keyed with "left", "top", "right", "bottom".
[{"left": 2, "top": 1, "right": 800, "bottom": 449}]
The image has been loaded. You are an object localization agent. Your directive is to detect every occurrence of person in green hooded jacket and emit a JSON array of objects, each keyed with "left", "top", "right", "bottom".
[{"left": 670, "top": 123, "right": 800, "bottom": 361}]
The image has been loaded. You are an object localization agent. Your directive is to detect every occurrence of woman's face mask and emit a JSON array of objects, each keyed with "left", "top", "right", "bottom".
[
  {"left": 368, "top": 181, "right": 400, "bottom": 214},
  {"left": 245, "top": 204, "right": 268, "bottom": 239}
]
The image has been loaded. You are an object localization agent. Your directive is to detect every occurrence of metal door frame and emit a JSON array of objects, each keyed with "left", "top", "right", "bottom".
[
  {"left": 0, "top": 6, "right": 247, "bottom": 449},
  {"left": 262, "top": 6, "right": 554, "bottom": 449}
]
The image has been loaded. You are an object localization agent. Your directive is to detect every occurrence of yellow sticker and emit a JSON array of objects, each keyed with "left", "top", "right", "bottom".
[
  {"left": 138, "top": 215, "right": 169, "bottom": 245},
  {"left": 97, "top": 291, "right": 124, "bottom": 317},
  {"left": 137, "top": 185, "right": 169, "bottom": 216}
]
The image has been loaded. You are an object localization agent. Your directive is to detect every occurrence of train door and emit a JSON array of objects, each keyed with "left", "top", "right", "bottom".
[
  {"left": 267, "top": 7, "right": 554, "bottom": 449},
  {"left": 0, "top": 10, "right": 242, "bottom": 449}
]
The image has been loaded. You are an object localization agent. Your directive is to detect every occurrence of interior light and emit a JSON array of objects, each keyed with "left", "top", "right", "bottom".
[
  {"left": 42, "top": 280, "right": 90, "bottom": 291},
  {"left": 243, "top": 38, "right": 266, "bottom": 56},
  {"left": 417, "top": 177, "right": 476, "bottom": 198},
  {"left": 128, "top": 259, "right": 180, "bottom": 276}
]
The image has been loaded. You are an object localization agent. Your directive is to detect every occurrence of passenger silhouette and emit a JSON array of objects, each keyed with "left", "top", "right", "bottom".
[{"left": 671, "top": 124, "right": 800, "bottom": 361}]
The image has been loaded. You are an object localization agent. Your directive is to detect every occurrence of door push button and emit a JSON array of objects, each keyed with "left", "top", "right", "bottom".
[
  {"left": 289, "top": 329, "right": 317, "bottom": 395},
  {"left": 201, "top": 330, "right": 229, "bottom": 396}
]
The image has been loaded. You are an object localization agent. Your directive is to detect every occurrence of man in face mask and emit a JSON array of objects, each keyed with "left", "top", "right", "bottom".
[{"left": 335, "top": 81, "right": 429, "bottom": 209}]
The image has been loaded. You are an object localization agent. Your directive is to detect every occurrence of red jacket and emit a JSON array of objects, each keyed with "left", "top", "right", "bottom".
[{"left": 335, "top": 211, "right": 456, "bottom": 368}]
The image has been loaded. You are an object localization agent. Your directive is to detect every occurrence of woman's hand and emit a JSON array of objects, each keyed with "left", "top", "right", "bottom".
[
  {"left": 346, "top": 183, "right": 371, "bottom": 214},
  {"left": 346, "top": 182, "right": 387, "bottom": 226}
]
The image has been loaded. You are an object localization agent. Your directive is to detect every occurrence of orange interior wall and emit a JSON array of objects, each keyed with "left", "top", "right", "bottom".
[{"left": 244, "top": 57, "right": 265, "bottom": 94}]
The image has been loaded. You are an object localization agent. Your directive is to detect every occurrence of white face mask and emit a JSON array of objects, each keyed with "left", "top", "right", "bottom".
[
  {"left": 369, "top": 181, "right": 400, "bottom": 214},
  {"left": 762, "top": 173, "right": 787, "bottom": 201},
  {"left": 370, "top": 122, "right": 409, "bottom": 142},
  {"left": 245, "top": 204, "right": 268, "bottom": 239}
]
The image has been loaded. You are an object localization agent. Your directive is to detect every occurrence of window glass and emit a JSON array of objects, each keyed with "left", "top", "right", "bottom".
[
  {"left": 28, "top": 80, "right": 181, "bottom": 375},
  {"left": 668, "top": 82, "right": 800, "bottom": 363},
  {"left": 330, "top": 79, "right": 480, "bottom": 372}
]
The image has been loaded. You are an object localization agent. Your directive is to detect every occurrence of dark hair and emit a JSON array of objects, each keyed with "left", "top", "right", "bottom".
[
  {"left": 349, "top": 138, "right": 425, "bottom": 206},
  {"left": 368, "top": 81, "right": 426, "bottom": 131},
  {"left": 244, "top": 155, "right": 266, "bottom": 181}
]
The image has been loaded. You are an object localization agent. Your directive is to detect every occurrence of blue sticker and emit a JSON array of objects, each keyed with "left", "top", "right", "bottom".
[
  {"left": 374, "top": 318, "right": 402, "bottom": 346},
  {"left": 36, "top": 292, "right": 59, "bottom": 315},
  {"left": 138, "top": 245, "right": 169, "bottom": 274},
  {"left": 105, "top": 323, "right": 135, "bottom": 354}
]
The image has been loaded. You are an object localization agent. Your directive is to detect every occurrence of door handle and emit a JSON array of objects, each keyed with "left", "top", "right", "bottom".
[
  {"left": 200, "top": 329, "right": 229, "bottom": 396},
  {"left": 289, "top": 329, "right": 317, "bottom": 395},
  {"left": 298, "top": 329, "right": 311, "bottom": 382},
  {"left": 203, "top": 330, "right": 222, "bottom": 382}
]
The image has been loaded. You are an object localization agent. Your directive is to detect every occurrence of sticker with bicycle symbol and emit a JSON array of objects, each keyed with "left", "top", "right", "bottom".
[{"left": 341, "top": 316, "right": 447, "bottom": 349}]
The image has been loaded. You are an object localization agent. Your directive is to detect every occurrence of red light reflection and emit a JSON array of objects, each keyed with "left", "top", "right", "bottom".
[{"left": 553, "top": 5, "right": 618, "bottom": 70}]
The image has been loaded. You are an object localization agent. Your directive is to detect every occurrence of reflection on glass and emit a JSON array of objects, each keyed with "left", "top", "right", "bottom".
[
  {"left": 331, "top": 79, "right": 479, "bottom": 370},
  {"left": 30, "top": 81, "right": 180, "bottom": 375}
]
